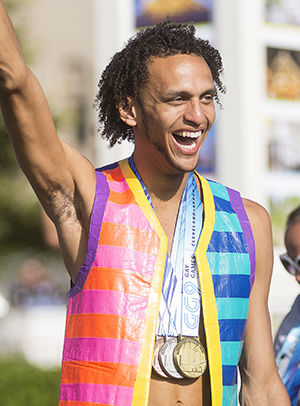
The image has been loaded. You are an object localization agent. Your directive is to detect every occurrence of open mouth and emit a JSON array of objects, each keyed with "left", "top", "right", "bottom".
[{"left": 172, "top": 130, "right": 203, "bottom": 151}]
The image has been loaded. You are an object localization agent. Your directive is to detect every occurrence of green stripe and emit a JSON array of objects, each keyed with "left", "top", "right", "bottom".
[
  {"left": 214, "top": 211, "right": 243, "bottom": 233},
  {"left": 221, "top": 341, "right": 244, "bottom": 365},
  {"left": 223, "top": 384, "right": 238, "bottom": 406},
  {"left": 207, "top": 181, "right": 230, "bottom": 201},
  {"left": 207, "top": 252, "right": 251, "bottom": 275},
  {"left": 216, "top": 298, "right": 249, "bottom": 320},
  {"left": 206, "top": 178, "right": 250, "bottom": 406}
]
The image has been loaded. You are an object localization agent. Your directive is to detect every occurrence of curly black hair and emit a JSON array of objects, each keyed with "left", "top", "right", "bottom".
[
  {"left": 95, "top": 20, "right": 226, "bottom": 147},
  {"left": 286, "top": 206, "right": 300, "bottom": 229}
]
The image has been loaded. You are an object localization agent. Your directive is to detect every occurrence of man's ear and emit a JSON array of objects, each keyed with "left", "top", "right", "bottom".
[{"left": 118, "top": 98, "right": 137, "bottom": 127}]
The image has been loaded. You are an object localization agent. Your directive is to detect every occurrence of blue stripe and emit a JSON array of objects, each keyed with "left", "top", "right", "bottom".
[
  {"left": 221, "top": 341, "right": 244, "bottom": 366},
  {"left": 216, "top": 298, "right": 249, "bottom": 320},
  {"left": 206, "top": 252, "right": 251, "bottom": 275},
  {"left": 98, "top": 162, "right": 119, "bottom": 171},
  {"left": 223, "top": 365, "right": 238, "bottom": 386},
  {"left": 207, "top": 180, "right": 230, "bottom": 201},
  {"left": 206, "top": 177, "right": 251, "bottom": 406},
  {"left": 219, "top": 319, "right": 247, "bottom": 341},
  {"left": 214, "top": 211, "right": 243, "bottom": 233},
  {"left": 214, "top": 196, "right": 235, "bottom": 213},
  {"left": 128, "top": 156, "right": 153, "bottom": 208},
  {"left": 223, "top": 384, "right": 237, "bottom": 405},
  {"left": 212, "top": 275, "right": 251, "bottom": 298},
  {"left": 208, "top": 231, "right": 248, "bottom": 253}
]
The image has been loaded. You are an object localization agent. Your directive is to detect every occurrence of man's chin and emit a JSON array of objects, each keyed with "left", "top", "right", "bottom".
[
  {"left": 151, "top": 141, "right": 199, "bottom": 174},
  {"left": 166, "top": 157, "right": 199, "bottom": 175},
  {"left": 173, "top": 156, "right": 199, "bottom": 173}
]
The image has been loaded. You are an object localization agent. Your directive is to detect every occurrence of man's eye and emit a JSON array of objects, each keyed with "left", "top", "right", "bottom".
[
  {"left": 168, "top": 97, "right": 186, "bottom": 104},
  {"left": 201, "top": 95, "right": 214, "bottom": 103}
]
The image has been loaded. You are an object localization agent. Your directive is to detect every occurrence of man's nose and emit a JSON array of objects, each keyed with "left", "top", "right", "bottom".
[{"left": 183, "top": 100, "right": 204, "bottom": 126}]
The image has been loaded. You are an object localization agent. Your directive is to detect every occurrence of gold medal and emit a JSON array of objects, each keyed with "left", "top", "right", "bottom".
[{"left": 173, "top": 336, "right": 207, "bottom": 378}]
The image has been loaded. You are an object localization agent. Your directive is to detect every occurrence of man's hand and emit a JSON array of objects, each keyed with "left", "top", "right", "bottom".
[
  {"left": 0, "top": 0, "right": 26, "bottom": 94},
  {"left": 0, "top": 0, "right": 96, "bottom": 281}
]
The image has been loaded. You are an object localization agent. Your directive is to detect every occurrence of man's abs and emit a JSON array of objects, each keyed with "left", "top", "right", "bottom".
[{"left": 148, "top": 369, "right": 211, "bottom": 406}]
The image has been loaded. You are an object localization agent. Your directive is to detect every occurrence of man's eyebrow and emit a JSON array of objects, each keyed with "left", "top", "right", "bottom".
[
  {"left": 161, "top": 87, "right": 217, "bottom": 98},
  {"left": 160, "top": 90, "right": 191, "bottom": 98},
  {"left": 201, "top": 87, "right": 217, "bottom": 96}
]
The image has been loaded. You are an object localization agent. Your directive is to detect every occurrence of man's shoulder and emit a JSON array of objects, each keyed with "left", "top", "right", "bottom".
[
  {"left": 197, "top": 175, "right": 270, "bottom": 227},
  {"left": 240, "top": 198, "right": 273, "bottom": 274},
  {"left": 241, "top": 198, "right": 271, "bottom": 228}
]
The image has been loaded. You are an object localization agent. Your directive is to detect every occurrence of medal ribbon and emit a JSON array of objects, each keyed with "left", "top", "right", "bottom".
[
  {"left": 170, "top": 172, "right": 202, "bottom": 337},
  {"left": 128, "top": 156, "right": 202, "bottom": 337}
]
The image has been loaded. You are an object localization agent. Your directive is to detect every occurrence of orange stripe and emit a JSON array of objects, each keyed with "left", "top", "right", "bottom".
[
  {"left": 108, "top": 189, "right": 138, "bottom": 205},
  {"left": 65, "top": 313, "right": 143, "bottom": 341},
  {"left": 84, "top": 268, "right": 150, "bottom": 297},
  {"left": 61, "top": 361, "right": 137, "bottom": 387},
  {"left": 99, "top": 222, "right": 159, "bottom": 255},
  {"left": 103, "top": 167, "right": 124, "bottom": 182}
]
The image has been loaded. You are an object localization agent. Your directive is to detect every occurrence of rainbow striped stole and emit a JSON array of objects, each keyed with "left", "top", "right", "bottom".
[
  {"left": 59, "top": 160, "right": 255, "bottom": 406},
  {"left": 59, "top": 161, "right": 167, "bottom": 406},
  {"left": 197, "top": 178, "right": 255, "bottom": 406}
]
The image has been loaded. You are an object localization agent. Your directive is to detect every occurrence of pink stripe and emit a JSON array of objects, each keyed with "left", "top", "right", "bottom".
[
  {"left": 68, "top": 290, "right": 148, "bottom": 320},
  {"left": 107, "top": 179, "right": 129, "bottom": 193},
  {"left": 63, "top": 337, "right": 140, "bottom": 364},
  {"left": 93, "top": 245, "right": 157, "bottom": 280},
  {"left": 60, "top": 383, "right": 133, "bottom": 405},
  {"left": 103, "top": 200, "right": 154, "bottom": 231}
]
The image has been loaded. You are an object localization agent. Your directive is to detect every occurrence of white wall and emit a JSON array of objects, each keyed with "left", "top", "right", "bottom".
[
  {"left": 214, "top": 0, "right": 267, "bottom": 206},
  {"left": 93, "top": 0, "right": 135, "bottom": 167}
]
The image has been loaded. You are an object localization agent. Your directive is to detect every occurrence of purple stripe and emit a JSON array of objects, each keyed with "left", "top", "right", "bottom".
[
  {"left": 63, "top": 337, "right": 140, "bottom": 364},
  {"left": 69, "top": 170, "right": 110, "bottom": 298},
  {"left": 226, "top": 187, "right": 256, "bottom": 288},
  {"left": 60, "top": 383, "right": 133, "bottom": 405},
  {"left": 68, "top": 290, "right": 148, "bottom": 320}
]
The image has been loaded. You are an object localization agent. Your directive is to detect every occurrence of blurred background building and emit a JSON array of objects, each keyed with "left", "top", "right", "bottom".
[{"left": 0, "top": 0, "right": 299, "bottom": 374}]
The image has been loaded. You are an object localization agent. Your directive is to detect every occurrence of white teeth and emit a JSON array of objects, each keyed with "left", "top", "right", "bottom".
[
  {"left": 182, "top": 141, "right": 196, "bottom": 150},
  {"left": 174, "top": 130, "right": 203, "bottom": 138}
]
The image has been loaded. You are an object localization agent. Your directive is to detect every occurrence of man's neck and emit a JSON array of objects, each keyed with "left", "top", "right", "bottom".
[{"left": 132, "top": 153, "right": 190, "bottom": 204}]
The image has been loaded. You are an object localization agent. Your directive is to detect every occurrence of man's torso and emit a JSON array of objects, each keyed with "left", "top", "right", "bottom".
[{"left": 59, "top": 160, "right": 254, "bottom": 406}]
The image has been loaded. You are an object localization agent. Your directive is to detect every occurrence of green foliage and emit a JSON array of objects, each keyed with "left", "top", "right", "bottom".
[
  {"left": 0, "top": 356, "right": 60, "bottom": 406},
  {"left": 0, "top": 110, "right": 44, "bottom": 255},
  {"left": 0, "top": 0, "right": 44, "bottom": 255}
]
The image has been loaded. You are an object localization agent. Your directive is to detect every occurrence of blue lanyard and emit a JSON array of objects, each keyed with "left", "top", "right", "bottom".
[{"left": 129, "top": 156, "right": 202, "bottom": 336}]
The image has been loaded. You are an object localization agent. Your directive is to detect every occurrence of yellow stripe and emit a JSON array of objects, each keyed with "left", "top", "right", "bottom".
[
  {"left": 120, "top": 159, "right": 168, "bottom": 406},
  {"left": 195, "top": 174, "right": 223, "bottom": 406},
  {"left": 119, "top": 161, "right": 222, "bottom": 404}
]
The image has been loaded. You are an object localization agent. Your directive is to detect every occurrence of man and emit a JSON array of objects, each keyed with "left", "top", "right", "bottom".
[
  {"left": 0, "top": 2, "right": 290, "bottom": 405},
  {"left": 274, "top": 207, "right": 300, "bottom": 405}
]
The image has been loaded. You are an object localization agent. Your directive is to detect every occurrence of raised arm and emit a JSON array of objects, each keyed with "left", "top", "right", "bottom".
[
  {"left": 0, "top": 1, "right": 96, "bottom": 280},
  {"left": 239, "top": 200, "right": 291, "bottom": 405}
]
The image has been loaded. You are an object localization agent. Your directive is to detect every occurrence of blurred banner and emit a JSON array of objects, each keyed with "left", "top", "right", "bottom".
[{"left": 135, "top": 0, "right": 213, "bottom": 27}]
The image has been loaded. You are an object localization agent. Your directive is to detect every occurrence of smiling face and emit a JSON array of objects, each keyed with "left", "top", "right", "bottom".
[{"left": 122, "top": 54, "right": 216, "bottom": 175}]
